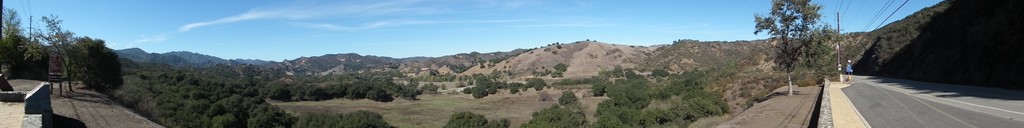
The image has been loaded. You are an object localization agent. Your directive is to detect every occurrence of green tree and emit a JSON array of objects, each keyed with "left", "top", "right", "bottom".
[
  {"left": 754, "top": 0, "right": 822, "bottom": 96},
  {"left": 558, "top": 91, "right": 578, "bottom": 106},
  {"left": 521, "top": 105, "right": 587, "bottom": 128},
  {"left": 444, "top": 112, "right": 489, "bottom": 128},
  {"left": 527, "top": 78, "right": 547, "bottom": 91},
  {"left": 591, "top": 82, "right": 607, "bottom": 96},
  {"left": 340, "top": 110, "right": 392, "bottom": 128},
  {"left": 554, "top": 63, "right": 568, "bottom": 72},
  {"left": 1, "top": 8, "right": 47, "bottom": 77},
  {"left": 471, "top": 86, "right": 488, "bottom": 99},
  {"left": 420, "top": 84, "right": 440, "bottom": 94},
  {"left": 802, "top": 26, "right": 839, "bottom": 78},
  {"left": 650, "top": 69, "right": 670, "bottom": 77},
  {"left": 486, "top": 119, "right": 511, "bottom": 128},
  {"left": 509, "top": 84, "right": 521, "bottom": 94},
  {"left": 66, "top": 37, "right": 123, "bottom": 91},
  {"left": 211, "top": 114, "right": 240, "bottom": 128}
]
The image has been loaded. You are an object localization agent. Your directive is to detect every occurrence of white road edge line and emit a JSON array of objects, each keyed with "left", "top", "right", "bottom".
[
  {"left": 871, "top": 81, "right": 1024, "bottom": 116},
  {"left": 941, "top": 98, "right": 1024, "bottom": 115}
]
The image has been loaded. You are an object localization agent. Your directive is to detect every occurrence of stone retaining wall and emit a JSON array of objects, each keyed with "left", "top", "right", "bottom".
[{"left": 817, "top": 79, "right": 833, "bottom": 128}]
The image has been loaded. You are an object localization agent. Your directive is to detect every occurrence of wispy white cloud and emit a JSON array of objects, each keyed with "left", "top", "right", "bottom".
[
  {"left": 179, "top": 0, "right": 443, "bottom": 32},
  {"left": 292, "top": 19, "right": 531, "bottom": 31},
  {"left": 512, "top": 23, "right": 611, "bottom": 28},
  {"left": 128, "top": 33, "right": 171, "bottom": 47}
]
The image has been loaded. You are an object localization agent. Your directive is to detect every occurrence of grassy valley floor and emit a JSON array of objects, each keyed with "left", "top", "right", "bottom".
[{"left": 271, "top": 88, "right": 607, "bottom": 128}]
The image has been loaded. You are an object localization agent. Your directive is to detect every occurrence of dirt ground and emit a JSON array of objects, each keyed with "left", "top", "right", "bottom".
[
  {"left": 717, "top": 86, "right": 821, "bottom": 128},
  {"left": 272, "top": 86, "right": 607, "bottom": 128},
  {"left": 8, "top": 79, "right": 163, "bottom": 128}
]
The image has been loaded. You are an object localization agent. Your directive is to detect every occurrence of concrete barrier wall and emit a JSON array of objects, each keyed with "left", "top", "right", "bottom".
[
  {"left": 0, "top": 92, "right": 25, "bottom": 102},
  {"left": 22, "top": 83, "right": 51, "bottom": 128}
]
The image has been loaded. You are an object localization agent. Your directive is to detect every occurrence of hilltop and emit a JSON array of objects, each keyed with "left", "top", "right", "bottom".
[{"left": 460, "top": 41, "right": 656, "bottom": 79}]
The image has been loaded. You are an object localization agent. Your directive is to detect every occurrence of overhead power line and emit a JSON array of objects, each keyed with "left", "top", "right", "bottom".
[
  {"left": 864, "top": 0, "right": 896, "bottom": 31},
  {"left": 875, "top": 0, "right": 910, "bottom": 29}
]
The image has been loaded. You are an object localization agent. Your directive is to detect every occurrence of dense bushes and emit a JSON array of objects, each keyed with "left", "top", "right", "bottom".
[
  {"left": 292, "top": 110, "right": 392, "bottom": 128},
  {"left": 650, "top": 69, "right": 670, "bottom": 77},
  {"left": 526, "top": 78, "right": 547, "bottom": 91},
  {"left": 552, "top": 63, "right": 568, "bottom": 78},
  {"left": 258, "top": 74, "right": 421, "bottom": 102},
  {"left": 558, "top": 91, "right": 578, "bottom": 106},
  {"left": 117, "top": 63, "right": 294, "bottom": 127},
  {"left": 521, "top": 105, "right": 587, "bottom": 128},
  {"left": 443, "top": 112, "right": 509, "bottom": 128},
  {"left": 590, "top": 67, "right": 731, "bottom": 127},
  {"left": 66, "top": 37, "right": 123, "bottom": 91},
  {"left": 420, "top": 83, "right": 441, "bottom": 94}
]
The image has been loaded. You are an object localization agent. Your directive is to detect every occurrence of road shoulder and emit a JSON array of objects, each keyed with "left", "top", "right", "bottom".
[{"left": 829, "top": 82, "right": 869, "bottom": 128}]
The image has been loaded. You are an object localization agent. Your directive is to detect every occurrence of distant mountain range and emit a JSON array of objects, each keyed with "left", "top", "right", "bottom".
[
  {"left": 115, "top": 39, "right": 770, "bottom": 79},
  {"left": 114, "top": 48, "right": 274, "bottom": 67}
]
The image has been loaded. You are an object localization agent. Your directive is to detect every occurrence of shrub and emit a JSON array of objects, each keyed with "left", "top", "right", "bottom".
[
  {"left": 444, "top": 112, "right": 509, "bottom": 128},
  {"left": 472, "top": 86, "right": 488, "bottom": 99},
  {"left": 559, "top": 91, "right": 578, "bottom": 106},
  {"left": 650, "top": 69, "right": 670, "bottom": 77},
  {"left": 527, "top": 78, "right": 547, "bottom": 91},
  {"left": 421, "top": 84, "right": 440, "bottom": 94},
  {"left": 521, "top": 105, "right": 586, "bottom": 128},
  {"left": 591, "top": 82, "right": 607, "bottom": 96},
  {"left": 796, "top": 76, "right": 818, "bottom": 87},
  {"left": 292, "top": 110, "right": 391, "bottom": 128}
]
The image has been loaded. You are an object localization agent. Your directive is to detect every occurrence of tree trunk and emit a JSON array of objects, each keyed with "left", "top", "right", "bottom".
[{"left": 788, "top": 72, "right": 793, "bottom": 96}]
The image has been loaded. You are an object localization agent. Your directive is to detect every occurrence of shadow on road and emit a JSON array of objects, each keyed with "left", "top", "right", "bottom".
[
  {"left": 53, "top": 114, "right": 87, "bottom": 128},
  {"left": 862, "top": 76, "right": 1024, "bottom": 100}
]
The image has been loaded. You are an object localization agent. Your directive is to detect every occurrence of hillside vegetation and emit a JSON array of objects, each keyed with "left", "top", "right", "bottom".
[
  {"left": 460, "top": 41, "right": 655, "bottom": 79},
  {"left": 851, "top": 0, "right": 1024, "bottom": 89},
  {"left": 644, "top": 40, "right": 773, "bottom": 72}
]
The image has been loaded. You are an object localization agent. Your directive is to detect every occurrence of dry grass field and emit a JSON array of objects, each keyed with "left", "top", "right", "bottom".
[{"left": 271, "top": 87, "right": 607, "bottom": 128}]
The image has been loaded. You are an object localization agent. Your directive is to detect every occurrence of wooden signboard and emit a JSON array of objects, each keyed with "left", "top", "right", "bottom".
[{"left": 49, "top": 53, "right": 63, "bottom": 84}]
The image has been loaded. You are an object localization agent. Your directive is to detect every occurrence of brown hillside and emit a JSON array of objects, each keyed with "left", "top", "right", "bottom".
[
  {"left": 644, "top": 40, "right": 773, "bottom": 72},
  {"left": 460, "top": 41, "right": 656, "bottom": 79}
]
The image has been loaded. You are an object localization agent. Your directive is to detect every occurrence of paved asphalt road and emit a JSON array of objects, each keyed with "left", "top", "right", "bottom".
[{"left": 843, "top": 75, "right": 1024, "bottom": 128}]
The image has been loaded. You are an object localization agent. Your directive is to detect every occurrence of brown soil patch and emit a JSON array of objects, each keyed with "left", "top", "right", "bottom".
[{"left": 717, "top": 86, "right": 821, "bottom": 128}]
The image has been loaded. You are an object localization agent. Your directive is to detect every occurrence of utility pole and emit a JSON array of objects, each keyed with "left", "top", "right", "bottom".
[{"left": 836, "top": 12, "right": 843, "bottom": 82}]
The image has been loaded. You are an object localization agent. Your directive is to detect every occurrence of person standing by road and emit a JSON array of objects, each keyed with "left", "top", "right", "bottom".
[{"left": 846, "top": 60, "right": 853, "bottom": 82}]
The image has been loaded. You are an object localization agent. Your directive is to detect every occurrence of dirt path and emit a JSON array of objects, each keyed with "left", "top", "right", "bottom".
[
  {"left": 10, "top": 80, "right": 163, "bottom": 128},
  {"left": 717, "top": 86, "right": 821, "bottom": 128}
]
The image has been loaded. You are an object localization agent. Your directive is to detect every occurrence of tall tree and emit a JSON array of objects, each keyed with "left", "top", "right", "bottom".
[
  {"left": 754, "top": 0, "right": 822, "bottom": 96},
  {"left": 1, "top": 8, "right": 47, "bottom": 78},
  {"left": 66, "top": 37, "right": 123, "bottom": 90}
]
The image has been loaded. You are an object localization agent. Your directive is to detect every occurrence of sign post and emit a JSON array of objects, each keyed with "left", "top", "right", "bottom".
[{"left": 48, "top": 53, "right": 63, "bottom": 96}]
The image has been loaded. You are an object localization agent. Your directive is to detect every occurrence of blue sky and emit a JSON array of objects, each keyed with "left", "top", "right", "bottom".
[{"left": 3, "top": 0, "right": 941, "bottom": 61}]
